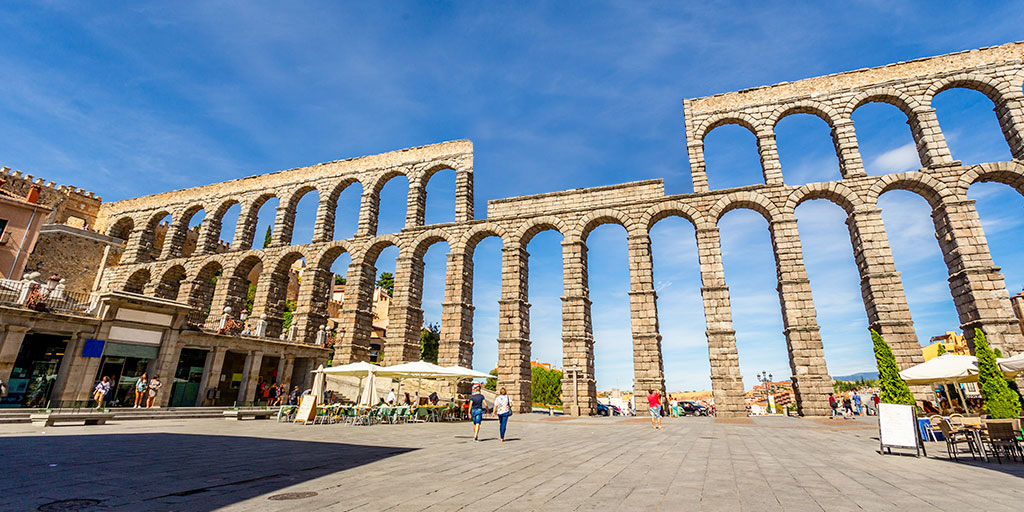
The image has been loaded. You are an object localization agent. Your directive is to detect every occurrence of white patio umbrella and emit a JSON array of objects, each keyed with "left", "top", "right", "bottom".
[
  {"left": 318, "top": 361, "right": 380, "bottom": 405},
  {"left": 310, "top": 364, "right": 327, "bottom": 405},
  {"left": 442, "top": 365, "right": 493, "bottom": 379},
  {"left": 1000, "top": 352, "right": 1024, "bottom": 372},
  {"left": 358, "top": 370, "right": 379, "bottom": 406},
  {"left": 898, "top": 355, "right": 979, "bottom": 386},
  {"left": 375, "top": 360, "right": 456, "bottom": 379}
]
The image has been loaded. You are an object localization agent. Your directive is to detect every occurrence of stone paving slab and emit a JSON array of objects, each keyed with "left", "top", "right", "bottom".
[{"left": 1, "top": 414, "right": 1022, "bottom": 511}]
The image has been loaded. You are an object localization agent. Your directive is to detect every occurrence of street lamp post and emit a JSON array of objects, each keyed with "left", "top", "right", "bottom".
[{"left": 757, "top": 371, "right": 776, "bottom": 414}]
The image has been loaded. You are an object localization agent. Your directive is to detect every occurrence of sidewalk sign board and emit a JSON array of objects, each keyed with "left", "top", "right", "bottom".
[
  {"left": 878, "top": 402, "right": 925, "bottom": 457},
  {"left": 294, "top": 395, "right": 317, "bottom": 424}
]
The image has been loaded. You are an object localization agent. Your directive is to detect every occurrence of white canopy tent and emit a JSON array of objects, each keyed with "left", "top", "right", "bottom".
[
  {"left": 310, "top": 364, "right": 326, "bottom": 405},
  {"left": 313, "top": 361, "right": 381, "bottom": 406}
]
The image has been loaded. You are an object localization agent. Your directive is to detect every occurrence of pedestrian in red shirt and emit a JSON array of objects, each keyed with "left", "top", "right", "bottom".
[{"left": 646, "top": 390, "right": 663, "bottom": 430}]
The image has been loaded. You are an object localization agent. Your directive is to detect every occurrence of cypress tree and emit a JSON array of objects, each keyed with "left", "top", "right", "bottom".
[
  {"left": 973, "top": 328, "right": 1021, "bottom": 419},
  {"left": 872, "top": 329, "right": 915, "bottom": 405}
]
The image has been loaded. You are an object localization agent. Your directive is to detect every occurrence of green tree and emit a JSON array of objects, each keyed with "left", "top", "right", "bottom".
[
  {"left": 281, "top": 299, "right": 297, "bottom": 330},
  {"left": 485, "top": 369, "right": 498, "bottom": 391},
  {"left": 334, "top": 274, "right": 347, "bottom": 286},
  {"left": 419, "top": 323, "right": 439, "bottom": 363},
  {"left": 936, "top": 343, "right": 947, "bottom": 356},
  {"left": 245, "top": 283, "right": 257, "bottom": 313},
  {"left": 973, "top": 328, "right": 1021, "bottom": 419},
  {"left": 531, "top": 366, "right": 563, "bottom": 405},
  {"left": 872, "top": 329, "right": 915, "bottom": 405},
  {"left": 376, "top": 272, "right": 394, "bottom": 296},
  {"left": 262, "top": 225, "right": 273, "bottom": 249}
]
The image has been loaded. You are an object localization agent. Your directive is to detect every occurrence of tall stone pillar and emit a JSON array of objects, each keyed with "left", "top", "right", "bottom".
[
  {"left": 406, "top": 178, "right": 426, "bottom": 228},
  {"left": 687, "top": 140, "right": 709, "bottom": 193},
  {"left": 910, "top": 107, "right": 956, "bottom": 167},
  {"left": 271, "top": 204, "right": 293, "bottom": 247},
  {"left": 312, "top": 198, "right": 335, "bottom": 243},
  {"left": 498, "top": 245, "right": 532, "bottom": 413},
  {"left": 931, "top": 198, "right": 1024, "bottom": 355},
  {"left": 240, "top": 351, "right": 264, "bottom": 405},
  {"left": 334, "top": 261, "right": 375, "bottom": 363},
  {"left": 831, "top": 118, "right": 867, "bottom": 178},
  {"left": 1011, "top": 289, "right": 1024, "bottom": 339},
  {"left": 385, "top": 255, "right": 426, "bottom": 364},
  {"left": 455, "top": 170, "right": 474, "bottom": 223},
  {"left": 196, "top": 215, "right": 222, "bottom": 255},
  {"left": 208, "top": 274, "right": 250, "bottom": 328},
  {"left": 561, "top": 240, "right": 596, "bottom": 416},
  {"left": 439, "top": 251, "right": 474, "bottom": 368},
  {"left": 250, "top": 268, "right": 285, "bottom": 337},
  {"left": 357, "top": 190, "right": 379, "bottom": 237},
  {"left": 994, "top": 94, "right": 1024, "bottom": 160},
  {"left": 845, "top": 208, "right": 922, "bottom": 369},
  {"left": 160, "top": 218, "right": 188, "bottom": 260},
  {"left": 280, "top": 355, "right": 296, "bottom": 390},
  {"left": 695, "top": 227, "right": 745, "bottom": 417},
  {"left": 232, "top": 202, "right": 259, "bottom": 251},
  {"left": 768, "top": 217, "right": 832, "bottom": 416},
  {"left": 626, "top": 234, "right": 665, "bottom": 407},
  {"left": 291, "top": 267, "right": 332, "bottom": 344},
  {"left": 756, "top": 132, "right": 785, "bottom": 186}
]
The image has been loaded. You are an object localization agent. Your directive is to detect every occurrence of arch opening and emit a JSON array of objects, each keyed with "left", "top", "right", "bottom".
[
  {"left": 189, "top": 262, "right": 223, "bottom": 328},
  {"left": 774, "top": 113, "right": 841, "bottom": 186},
  {"left": 718, "top": 209, "right": 790, "bottom": 396},
  {"left": 250, "top": 196, "right": 279, "bottom": 250},
  {"left": 585, "top": 223, "right": 634, "bottom": 395},
  {"left": 155, "top": 265, "right": 187, "bottom": 301},
  {"left": 649, "top": 215, "right": 709, "bottom": 396},
  {"left": 852, "top": 101, "right": 921, "bottom": 176},
  {"left": 704, "top": 123, "right": 764, "bottom": 190},
  {"left": 376, "top": 174, "right": 410, "bottom": 235},
  {"left": 333, "top": 181, "right": 362, "bottom": 241},
  {"left": 967, "top": 181, "right": 1024, "bottom": 298},
  {"left": 933, "top": 87, "right": 1013, "bottom": 165},
  {"left": 419, "top": 240, "right": 451, "bottom": 363},
  {"left": 524, "top": 229, "right": 565, "bottom": 382},
  {"left": 424, "top": 167, "right": 456, "bottom": 226},
  {"left": 469, "top": 235, "right": 504, "bottom": 377},
  {"left": 213, "top": 201, "right": 241, "bottom": 251},
  {"left": 123, "top": 268, "right": 151, "bottom": 294},
  {"left": 180, "top": 208, "right": 206, "bottom": 258},
  {"left": 289, "top": 188, "right": 319, "bottom": 246}
]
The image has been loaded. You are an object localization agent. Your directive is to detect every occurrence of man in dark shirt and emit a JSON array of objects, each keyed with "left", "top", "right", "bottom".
[
  {"left": 470, "top": 384, "right": 487, "bottom": 441},
  {"left": 429, "top": 391, "right": 439, "bottom": 405}
]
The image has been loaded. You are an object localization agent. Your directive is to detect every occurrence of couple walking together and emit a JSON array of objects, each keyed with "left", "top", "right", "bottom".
[{"left": 470, "top": 384, "right": 513, "bottom": 442}]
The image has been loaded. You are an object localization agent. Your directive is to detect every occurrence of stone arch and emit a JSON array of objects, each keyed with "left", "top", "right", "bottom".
[
  {"left": 311, "top": 241, "right": 353, "bottom": 271},
  {"left": 277, "top": 185, "right": 320, "bottom": 246},
  {"left": 357, "top": 234, "right": 404, "bottom": 266},
  {"left": 573, "top": 208, "right": 640, "bottom": 242},
  {"left": 709, "top": 191, "right": 782, "bottom": 224},
  {"left": 200, "top": 198, "right": 241, "bottom": 253},
  {"left": 925, "top": 73, "right": 1015, "bottom": 109},
  {"left": 106, "top": 216, "right": 135, "bottom": 240},
  {"left": 767, "top": 101, "right": 841, "bottom": 130},
  {"left": 694, "top": 111, "right": 761, "bottom": 142},
  {"left": 185, "top": 259, "right": 225, "bottom": 327},
  {"left": 865, "top": 172, "right": 953, "bottom": 209},
  {"left": 406, "top": 228, "right": 453, "bottom": 259},
  {"left": 515, "top": 216, "right": 569, "bottom": 247},
  {"left": 956, "top": 161, "right": 1024, "bottom": 198},
  {"left": 456, "top": 222, "right": 510, "bottom": 256},
  {"left": 123, "top": 267, "right": 151, "bottom": 294},
  {"left": 132, "top": 209, "right": 173, "bottom": 263},
  {"left": 323, "top": 178, "right": 363, "bottom": 241},
  {"left": 642, "top": 200, "right": 707, "bottom": 232},
  {"left": 784, "top": 181, "right": 864, "bottom": 216},
  {"left": 237, "top": 193, "right": 279, "bottom": 251},
  {"left": 367, "top": 169, "right": 411, "bottom": 234},
  {"left": 844, "top": 87, "right": 923, "bottom": 119},
  {"left": 419, "top": 163, "right": 459, "bottom": 226},
  {"left": 154, "top": 264, "right": 187, "bottom": 300},
  {"left": 168, "top": 204, "right": 206, "bottom": 258},
  {"left": 257, "top": 249, "right": 309, "bottom": 336}
]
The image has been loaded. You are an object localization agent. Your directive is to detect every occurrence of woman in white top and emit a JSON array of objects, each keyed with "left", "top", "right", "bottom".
[{"left": 494, "top": 387, "right": 513, "bottom": 442}]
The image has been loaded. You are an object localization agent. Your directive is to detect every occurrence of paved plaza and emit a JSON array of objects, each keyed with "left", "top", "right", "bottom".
[{"left": 2, "top": 414, "right": 1023, "bottom": 511}]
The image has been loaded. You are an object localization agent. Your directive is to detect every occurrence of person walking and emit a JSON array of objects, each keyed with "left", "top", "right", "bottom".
[
  {"left": 828, "top": 393, "right": 838, "bottom": 418},
  {"left": 646, "top": 389, "right": 663, "bottom": 430},
  {"left": 470, "top": 383, "right": 487, "bottom": 441},
  {"left": 134, "top": 373, "right": 148, "bottom": 408},
  {"left": 853, "top": 392, "right": 863, "bottom": 416},
  {"left": 494, "top": 387, "right": 513, "bottom": 442},
  {"left": 146, "top": 375, "right": 162, "bottom": 408},
  {"left": 289, "top": 386, "right": 300, "bottom": 405},
  {"left": 93, "top": 376, "right": 112, "bottom": 409}
]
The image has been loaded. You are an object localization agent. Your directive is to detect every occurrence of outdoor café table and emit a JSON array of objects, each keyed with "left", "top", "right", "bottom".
[{"left": 961, "top": 424, "right": 989, "bottom": 462}]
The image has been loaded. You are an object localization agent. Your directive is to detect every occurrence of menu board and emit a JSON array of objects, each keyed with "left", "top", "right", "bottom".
[
  {"left": 878, "top": 403, "right": 918, "bottom": 450},
  {"left": 294, "top": 395, "right": 317, "bottom": 424}
]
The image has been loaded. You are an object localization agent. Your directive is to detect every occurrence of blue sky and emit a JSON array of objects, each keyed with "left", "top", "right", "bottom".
[{"left": 2, "top": 2, "right": 1023, "bottom": 391}]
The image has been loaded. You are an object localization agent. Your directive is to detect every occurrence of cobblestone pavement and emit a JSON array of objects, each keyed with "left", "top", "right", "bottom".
[{"left": 2, "top": 414, "right": 1023, "bottom": 511}]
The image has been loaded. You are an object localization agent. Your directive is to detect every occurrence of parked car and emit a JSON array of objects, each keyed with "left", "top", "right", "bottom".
[
  {"left": 678, "top": 401, "right": 709, "bottom": 416},
  {"left": 596, "top": 403, "right": 622, "bottom": 416}
]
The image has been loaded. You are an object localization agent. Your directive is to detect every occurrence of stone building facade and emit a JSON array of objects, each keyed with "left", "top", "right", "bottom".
[{"left": 91, "top": 42, "right": 1024, "bottom": 416}]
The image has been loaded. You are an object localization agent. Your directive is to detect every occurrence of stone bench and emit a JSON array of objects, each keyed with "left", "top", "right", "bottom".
[
  {"left": 223, "top": 409, "right": 276, "bottom": 421},
  {"left": 30, "top": 411, "right": 114, "bottom": 427}
]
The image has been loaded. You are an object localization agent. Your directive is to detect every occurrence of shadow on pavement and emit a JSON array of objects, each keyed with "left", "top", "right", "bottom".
[{"left": 0, "top": 433, "right": 415, "bottom": 511}]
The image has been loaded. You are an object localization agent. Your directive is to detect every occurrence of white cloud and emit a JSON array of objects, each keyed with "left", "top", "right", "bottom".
[{"left": 869, "top": 142, "right": 921, "bottom": 174}]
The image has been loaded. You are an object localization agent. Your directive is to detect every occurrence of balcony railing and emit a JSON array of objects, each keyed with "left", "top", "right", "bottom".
[{"left": 0, "top": 279, "right": 99, "bottom": 316}]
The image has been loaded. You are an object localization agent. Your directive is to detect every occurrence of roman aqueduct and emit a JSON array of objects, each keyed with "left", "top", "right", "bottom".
[{"left": 95, "top": 42, "right": 1024, "bottom": 416}]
